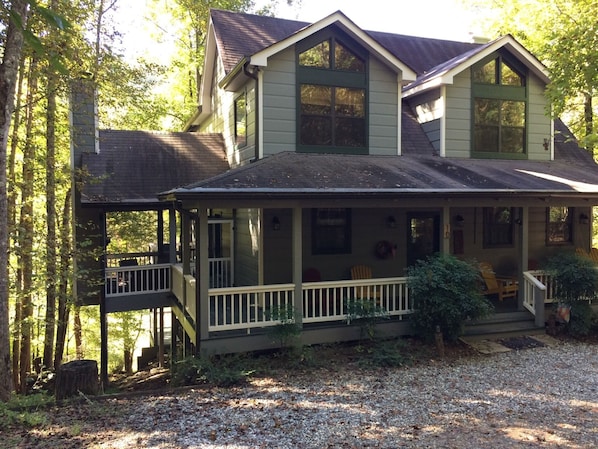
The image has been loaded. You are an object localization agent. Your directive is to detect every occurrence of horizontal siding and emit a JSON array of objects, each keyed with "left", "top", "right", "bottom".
[
  {"left": 527, "top": 75, "right": 551, "bottom": 161},
  {"left": 421, "top": 120, "right": 440, "bottom": 151},
  {"left": 262, "top": 47, "right": 296, "bottom": 156},
  {"left": 369, "top": 57, "right": 398, "bottom": 155},
  {"left": 234, "top": 209, "right": 260, "bottom": 286},
  {"left": 445, "top": 71, "right": 471, "bottom": 158}
]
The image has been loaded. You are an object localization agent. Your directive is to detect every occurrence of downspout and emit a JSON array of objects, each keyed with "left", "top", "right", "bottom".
[{"left": 244, "top": 61, "right": 260, "bottom": 161}]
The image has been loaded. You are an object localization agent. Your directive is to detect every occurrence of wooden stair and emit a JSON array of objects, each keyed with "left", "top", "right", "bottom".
[{"left": 463, "top": 311, "right": 545, "bottom": 340}]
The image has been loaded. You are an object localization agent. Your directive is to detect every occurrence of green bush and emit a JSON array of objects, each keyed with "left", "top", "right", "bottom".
[
  {"left": 172, "top": 354, "right": 253, "bottom": 387},
  {"left": 544, "top": 252, "right": 598, "bottom": 337},
  {"left": 345, "top": 298, "right": 389, "bottom": 340},
  {"left": 266, "top": 306, "right": 301, "bottom": 349},
  {"left": 406, "top": 253, "right": 493, "bottom": 342}
]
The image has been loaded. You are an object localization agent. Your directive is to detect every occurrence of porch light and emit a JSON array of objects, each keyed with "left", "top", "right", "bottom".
[
  {"left": 579, "top": 213, "right": 589, "bottom": 225},
  {"left": 454, "top": 215, "right": 464, "bottom": 228},
  {"left": 272, "top": 216, "right": 281, "bottom": 231},
  {"left": 386, "top": 215, "right": 396, "bottom": 228}
]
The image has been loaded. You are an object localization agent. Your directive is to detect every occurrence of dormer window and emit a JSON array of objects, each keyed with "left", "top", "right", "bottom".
[
  {"left": 472, "top": 54, "right": 527, "bottom": 158},
  {"left": 297, "top": 30, "right": 368, "bottom": 154}
]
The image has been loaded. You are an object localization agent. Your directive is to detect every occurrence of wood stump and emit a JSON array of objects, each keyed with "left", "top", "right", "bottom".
[{"left": 55, "top": 359, "right": 99, "bottom": 400}]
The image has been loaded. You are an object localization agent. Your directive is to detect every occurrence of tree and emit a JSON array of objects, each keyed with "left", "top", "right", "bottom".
[
  {"left": 463, "top": 0, "right": 598, "bottom": 153},
  {"left": 0, "top": 0, "right": 30, "bottom": 403}
]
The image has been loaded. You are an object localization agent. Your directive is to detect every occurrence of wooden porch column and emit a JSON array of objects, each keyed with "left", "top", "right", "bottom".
[
  {"left": 197, "top": 208, "right": 210, "bottom": 348},
  {"left": 157, "top": 210, "right": 164, "bottom": 254},
  {"left": 181, "top": 213, "right": 191, "bottom": 275},
  {"left": 292, "top": 207, "right": 303, "bottom": 326},
  {"left": 519, "top": 207, "right": 529, "bottom": 311},
  {"left": 441, "top": 207, "right": 450, "bottom": 254},
  {"left": 169, "top": 208, "right": 177, "bottom": 263}
]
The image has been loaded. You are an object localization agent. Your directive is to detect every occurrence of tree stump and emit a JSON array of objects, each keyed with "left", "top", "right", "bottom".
[{"left": 55, "top": 359, "right": 99, "bottom": 400}]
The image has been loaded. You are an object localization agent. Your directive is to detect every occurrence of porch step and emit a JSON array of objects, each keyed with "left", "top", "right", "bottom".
[{"left": 463, "top": 311, "right": 545, "bottom": 339}]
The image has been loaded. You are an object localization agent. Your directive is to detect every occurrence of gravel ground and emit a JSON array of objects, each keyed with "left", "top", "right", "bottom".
[{"left": 7, "top": 340, "right": 598, "bottom": 448}]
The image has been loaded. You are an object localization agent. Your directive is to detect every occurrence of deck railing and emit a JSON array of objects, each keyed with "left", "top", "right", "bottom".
[
  {"left": 105, "top": 264, "right": 171, "bottom": 297},
  {"left": 207, "top": 277, "right": 411, "bottom": 333}
]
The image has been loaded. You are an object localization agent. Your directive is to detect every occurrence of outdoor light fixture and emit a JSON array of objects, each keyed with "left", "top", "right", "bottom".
[
  {"left": 387, "top": 215, "right": 397, "bottom": 228},
  {"left": 272, "top": 216, "right": 281, "bottom": 230},
  {"left": 454, "top": 215, "right": 464, "bottom": 227},
  {"left": 579, "top": 213, "right": 589, "bottom": 225}
]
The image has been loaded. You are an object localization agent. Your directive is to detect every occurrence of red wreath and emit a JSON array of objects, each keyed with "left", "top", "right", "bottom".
[{"left": 376, "top": 240, "right": 395, "bottom": 259}]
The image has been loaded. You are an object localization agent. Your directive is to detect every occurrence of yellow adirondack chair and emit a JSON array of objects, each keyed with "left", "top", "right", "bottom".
[
  {"left": 350, "top": 265, "right": 380, "bottom": 300},
  {"left": 479, "top": 262, "right": 518, "bottom": 301}
]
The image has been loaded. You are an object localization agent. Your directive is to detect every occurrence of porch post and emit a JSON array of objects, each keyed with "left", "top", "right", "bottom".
[
  {"left": 181, "top": 213, "right": 190, "bottom": 275},
  {"left": 519, "top": 207, "right": 529, "bottom": 311},
  {"left": 169, "top": 208, "right": 177, "bottom": 263},
  {"left": 292, "top": 207, "right": 303, "bottom": 327},
  {"left": 197, "top": 208, "right": 210, "bottom": 348},
  {"left": 441, "top": 207, "right": 450, "bottom": 254}
]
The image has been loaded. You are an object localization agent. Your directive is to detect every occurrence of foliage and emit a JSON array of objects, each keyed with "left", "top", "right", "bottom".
[
  {"left": 266, "top": 306, "right": 301, "bottom": 349},
  {"left": 544, "top": 252, "right": 598, "bottom": 304},
  {"left": 345, "top": 298, "right": 389, "bottom": 340},
  {"left": 544, "top": 252, "right": 598, "bottom": 336},
  {"left": 406, "top": 254, "right": 493, "bottom": 342},
  {"left": 356, "top": 339, "right": 412, "bottom": 369},
  {"left": 462, "top": 0, "right": 598, "bottom": 151},
  {"left": 172, "top": 354, "right": 253, "bottom": 387},
  {"left": 0, "top": 393, "right": 53, "bottom": 430}
]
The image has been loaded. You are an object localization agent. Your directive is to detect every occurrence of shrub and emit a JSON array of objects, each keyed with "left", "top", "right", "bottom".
[
  {"left": 266, "top": 306, "right": 301, "bottom": 349},
  {"left": 544, "top": 252, "right": 598, "bottom": 337},
  {"left": 406, "top": 253, "right": 493, "bottom": 342},
  {"left": 345, "top": 298, "right": 389, "bottom": 340},
  {"left": 172, "top": 354, "right": 253, "bottom": 387}
]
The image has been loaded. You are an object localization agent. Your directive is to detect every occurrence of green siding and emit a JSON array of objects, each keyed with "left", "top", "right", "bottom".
[
  {"left": 527, "top": 76, "right": 551, "bottom": 160},
  {"left": 369, "top": 57, "right": 399, "bottom": 155},
  {"left": 234, "top": 208, "right": 260, "bottom": 286},
  {"left": 445, "top": 71, "right": 471, "bottom": 158}
]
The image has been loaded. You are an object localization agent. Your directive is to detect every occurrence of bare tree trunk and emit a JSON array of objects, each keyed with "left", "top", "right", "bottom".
[
  {"left": 43, "top": 71, "right": 58, "bottom": 370},
  {"left": 54, "top": 189, "right": 71, "bottom": 370},
  {"left": 0, "top": 0, "right": 30, "bottom": 400},
  {"left": 74, "top": 304, "right": 83, "bottom": 360},
  {"left": 18, "top": 61, "right": 38, "bottom": 393}
]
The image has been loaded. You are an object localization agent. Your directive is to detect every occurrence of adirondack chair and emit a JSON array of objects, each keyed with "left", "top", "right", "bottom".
[
  {"left": 350, "top": 265, "right": 380, "bottom": 300},
  {"left": 479, "top": 262, "right": 518, "bottom": 301}
]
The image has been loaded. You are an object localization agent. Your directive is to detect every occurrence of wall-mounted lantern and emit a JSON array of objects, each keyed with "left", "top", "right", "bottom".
[{"left": 272, "top": 216, "right": 281, "bottom": 231}]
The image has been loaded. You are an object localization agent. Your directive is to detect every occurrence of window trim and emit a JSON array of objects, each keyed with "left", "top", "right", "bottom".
[
  {"left": 471, "top": 52, "right": 528, "bottom": 159},
  {"left": 546, "top": 206, "right": 574, "bottom": 246},
  {"left": 296, "top": 28, "right": 369, "bottom": 155},
  {"left": 234, "top": 92, "right": 247, "bottom": 148},
  {"left": 483, "top": 207, "right": 515, "bottom": 248},
  {"left": 311, "top": 208, "right": 352, "bottom": 255}
]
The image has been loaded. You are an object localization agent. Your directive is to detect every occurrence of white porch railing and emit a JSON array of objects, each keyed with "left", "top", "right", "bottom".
[
  {"left": 207, "top": 277, "right": 412, "bottom": 333},
  {"left": 105, "top": 264, "right": 171, "bottom": 297}
]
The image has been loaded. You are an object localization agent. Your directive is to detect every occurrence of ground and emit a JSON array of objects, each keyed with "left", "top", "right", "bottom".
[{"left": 2, "top": 335, "right": 597, "bottom": 448}]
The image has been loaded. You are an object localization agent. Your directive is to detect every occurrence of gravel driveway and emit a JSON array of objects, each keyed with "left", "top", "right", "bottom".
[{"left": 11, "top": 340, "right": 598, "bottom": 448}]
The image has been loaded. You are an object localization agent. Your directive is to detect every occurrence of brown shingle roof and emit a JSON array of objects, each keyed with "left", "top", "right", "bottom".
[
  {"left": 81, "top": 130, "right": 229, "bottom": 206},
  {"left": 210, "top": 8, "right": 479, "bottom": 77}
]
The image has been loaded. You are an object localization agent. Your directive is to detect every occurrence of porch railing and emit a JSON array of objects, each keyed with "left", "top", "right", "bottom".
[
  {"left": 105, "top": 264, "right": 171, "bottom": 297},
  {"left": 208, "top": 277, "right": 411, "bottom": 333}
]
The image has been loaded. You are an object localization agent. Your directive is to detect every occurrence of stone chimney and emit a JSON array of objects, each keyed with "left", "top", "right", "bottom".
[{"left": 69, "top": 78, "right": 99, "bottom": 169}]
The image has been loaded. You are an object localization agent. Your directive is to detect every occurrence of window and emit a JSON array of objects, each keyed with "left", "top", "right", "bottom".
[
  {"left": 483, "top": 207, "right": 514, "bottom": 247},
  {"left": 312, "top": 208, "right": 351, "bottom": 254},
  {"left": 297, "top": 31, "right": 367, "bottom": 153},
  {"left": 546, "top": 207, "right": 573, "bottom": 245},
  {"left": 472, "top": 54, "right": 527, "bottom": 157},
  {"left": 234, "top": 93, "right": 247, "bottom": 147}
]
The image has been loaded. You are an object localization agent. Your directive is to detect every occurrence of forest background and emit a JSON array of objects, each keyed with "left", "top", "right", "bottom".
[{"left": 0, "top": 0, "right": 596, "bottom": 401}]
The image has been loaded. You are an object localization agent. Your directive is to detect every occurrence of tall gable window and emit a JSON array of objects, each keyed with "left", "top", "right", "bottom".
[
  {"left": 297, "top": 30, "right": 367, "bottom": 154},
  {"left": 472, "top": 54, "right": 527, "bottom": 158},
  {"left": 234, "top": 93, "right": 247, "bottom": 147}
]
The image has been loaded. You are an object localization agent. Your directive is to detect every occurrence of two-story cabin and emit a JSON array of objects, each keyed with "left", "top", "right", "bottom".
[{"left": 71, "top": 9, "right": 598, "bottom": 378}]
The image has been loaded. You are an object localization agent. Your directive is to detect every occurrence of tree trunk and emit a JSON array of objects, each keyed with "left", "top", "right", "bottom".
[
  {"left": 18, "top": 60, "right": 38, "bottom": 393},
  {"left": 0, "top": 0, "right": 29, "bottom": 403},
  {"left": 74, "top": 304, "right": 83, "bottom": 359},
  {"left": 54, "top": 189, "right": 71, "bottom": 370},
  {"left": 43, "top": 70, "right": 58, "bottom": 370},
  {"left": 584, "top": 93, "right": 594, "bottom": 154},
  {"left": 55, "top": 359, "right": 99, "bottom": 400}
]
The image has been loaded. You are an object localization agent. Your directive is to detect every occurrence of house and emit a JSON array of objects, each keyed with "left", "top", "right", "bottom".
[{"left": 71, "top": 9, "right": 598, "bottom": 380}]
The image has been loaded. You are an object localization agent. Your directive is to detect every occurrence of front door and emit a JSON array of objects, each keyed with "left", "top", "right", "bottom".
[{"left": 406, "top": 212, "right": 440, "bottom": 266}]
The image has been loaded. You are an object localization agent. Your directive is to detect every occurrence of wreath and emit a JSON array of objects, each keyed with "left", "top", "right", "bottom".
[{"left": 376, "top": 240, "right": 395, "bottom": 259}]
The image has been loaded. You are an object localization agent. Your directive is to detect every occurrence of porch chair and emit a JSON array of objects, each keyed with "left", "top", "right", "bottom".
[
  {"left": 350, "top": 265, "right": 380, "bottom": 301},
  {"left": 479, "top": 262, "right": 518, "bottom": 301}
]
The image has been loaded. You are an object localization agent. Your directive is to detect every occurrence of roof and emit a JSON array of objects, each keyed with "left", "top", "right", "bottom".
[
  {"left": 80, "top": 130, "right": 229, "bottom": 207},
  {"left": 163, "top": 116, "right": 598, "bottom": 203},
  {"left": 210, "top": 9, "right": 478, "bottom": 78}
]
